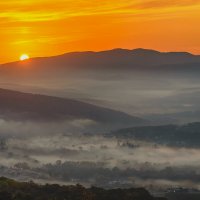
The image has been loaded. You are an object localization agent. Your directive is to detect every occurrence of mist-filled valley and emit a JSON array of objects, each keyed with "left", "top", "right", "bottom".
[
  {"left": 2, "top": 0, "right": 200, "bottom": 198},
  {"left": 2, "top": 128, "right": 200, "bottom": 191},
  {"left": 1, "top": 49, "right": 200, "bottom": 199}
]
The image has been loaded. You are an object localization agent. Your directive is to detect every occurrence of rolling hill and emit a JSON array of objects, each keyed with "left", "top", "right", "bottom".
[
  {"left": 0, "top": 88, "right": 146, "bottom": 128},
  {"left": 111, "top": 122, "right": 200, "bottom": 148}
]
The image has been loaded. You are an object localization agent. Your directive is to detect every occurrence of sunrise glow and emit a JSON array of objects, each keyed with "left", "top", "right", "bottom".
[
  {"left": 1, "top": 0, "right": 200, "bottom": 63},
  {"left": 20, "top": 54, "right": 29, "bottom": 61}
]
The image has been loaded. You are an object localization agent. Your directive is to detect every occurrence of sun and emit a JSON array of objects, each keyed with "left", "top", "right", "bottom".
[{"left": 20, "top": 54, "right": 29, "bottom": 61}]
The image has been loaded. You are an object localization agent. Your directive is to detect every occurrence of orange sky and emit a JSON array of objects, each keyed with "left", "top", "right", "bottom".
[{"left": 1, "top": 0, "right": 200, "bottom": 63}]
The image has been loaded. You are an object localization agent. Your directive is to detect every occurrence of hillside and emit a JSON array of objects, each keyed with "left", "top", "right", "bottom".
[
  {"left": 0, "top": 88, "right": 146, "bottom": 128},
  {"left": 111, "top": 122, "right": 200, "bottom": 148},
  {"left": 0, "top": 177, "right": 166, "bottom": 200}
]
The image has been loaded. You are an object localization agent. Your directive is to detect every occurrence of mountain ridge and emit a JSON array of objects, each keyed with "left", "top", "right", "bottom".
[
  {"left": 1, "top": 48, "right": 200, "bottom": 81},
  {"left": 0, "top": 88, "right": 146, "bottom": 129},
  {"left": 1, "top": 48, "right": 199, "bottom": 66}
]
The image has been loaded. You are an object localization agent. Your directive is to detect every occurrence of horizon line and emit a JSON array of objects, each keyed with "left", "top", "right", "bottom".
[{"left": 1, "top": 47, "right": 199, "bottom": 65}]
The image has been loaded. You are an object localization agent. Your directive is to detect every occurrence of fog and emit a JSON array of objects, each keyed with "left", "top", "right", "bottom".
[
  {"left": 0, "top": 119, "right": 98, "bottom": 138},
  {"left": 1, "top": 122, "right": 200, "bottom": 190},
  {"left": 1, "top": 58, "right": 200, "bottom": 191},
  {"left": 1, "top": 70, "right": 200, "bottom": 121}
]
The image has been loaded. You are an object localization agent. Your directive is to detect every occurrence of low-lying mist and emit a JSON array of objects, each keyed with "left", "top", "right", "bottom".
[
  {"left": 1, "top": 69, "right": 200, "bottom": 123},
  {"left": 1, "top": 119, "right": 200, "bottom": 190},
  {"left": 1, "top": 54, "right": 200, "bottom": 191}
]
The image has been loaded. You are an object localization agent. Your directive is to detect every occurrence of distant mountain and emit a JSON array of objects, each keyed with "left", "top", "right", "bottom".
[
  {"left": 111, "top": 122, "right": 200, "bottom": 148},
  {"left": 0, "top": 88, "right": 146, "bottom": 129},
  {"left": 0, "top": 48, "right": 199, "bottom": 124},
  {"left": 1, "top": 48, "right": 200, "bottom": 78}
]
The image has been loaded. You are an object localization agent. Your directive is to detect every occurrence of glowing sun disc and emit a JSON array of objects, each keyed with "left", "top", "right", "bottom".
[{"left": 20, "top": 54, "right": 29, "bottom": 61}]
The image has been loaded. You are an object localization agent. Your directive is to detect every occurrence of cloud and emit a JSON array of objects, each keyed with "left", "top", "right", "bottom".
[
  {"left": 1, "top": 0, "right": 200, "bottom": 63},
  {"left": 133, "top": 0, "right": 200, "bottom": 9},
  {"left": 1, "top": 0, "right": 199, "bottom": 23},
  {"left": 0, "top": 1, "right": 127, "bottom": 22}
]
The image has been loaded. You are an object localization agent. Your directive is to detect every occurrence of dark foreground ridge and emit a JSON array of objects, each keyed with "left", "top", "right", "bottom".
[{"left": 0, "top": 177, "right": 166, "bottom": 200}]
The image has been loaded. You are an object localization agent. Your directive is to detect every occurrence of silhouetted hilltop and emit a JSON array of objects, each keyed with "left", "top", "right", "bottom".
[
  {"left": 0, "top": 177, "right": 166, "bottom": 200},
  {"left": 0, "top": 88, "right": 146, "bottom": 127},
  {"left": 1, "top": 48, "right": 200, "bottom": 78}
]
